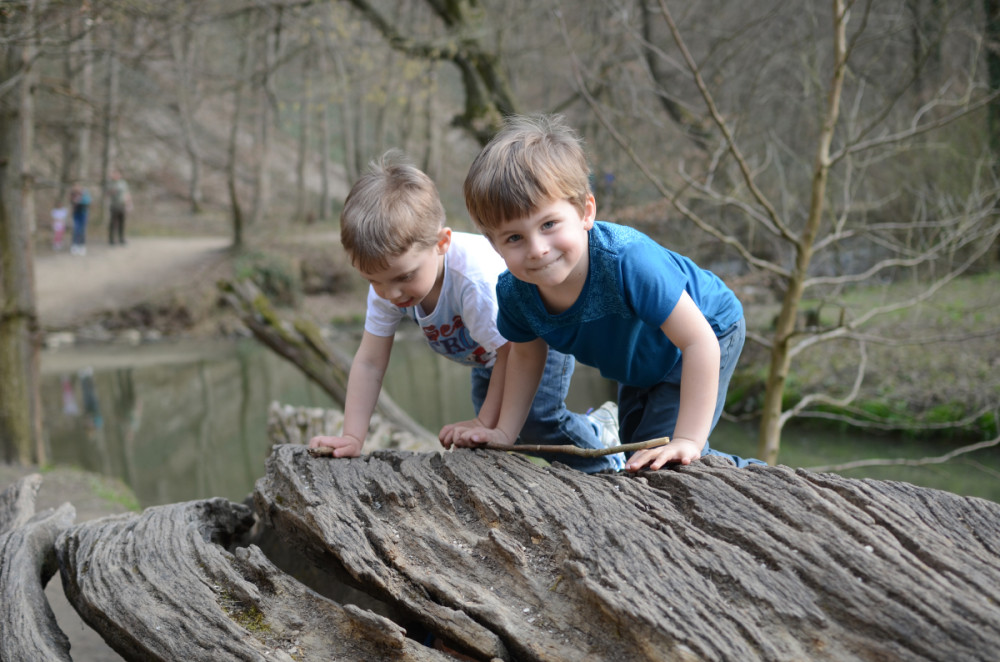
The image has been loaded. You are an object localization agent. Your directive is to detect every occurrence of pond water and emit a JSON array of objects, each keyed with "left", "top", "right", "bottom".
[{"left": 39, "top": 330, "right": 1000, "bottom": 507}]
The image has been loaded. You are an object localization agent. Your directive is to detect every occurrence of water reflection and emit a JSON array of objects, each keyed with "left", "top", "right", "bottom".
[{"left": 40, "top": 335, "right": 1000, "bottom": 507}]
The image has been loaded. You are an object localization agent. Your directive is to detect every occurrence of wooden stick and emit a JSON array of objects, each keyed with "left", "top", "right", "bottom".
[
  {"left": 481, "top": 437, "right": 669, "bottom": 457},
  {"left": 307, "top": 437, "right": 669, "bottom": 459}
]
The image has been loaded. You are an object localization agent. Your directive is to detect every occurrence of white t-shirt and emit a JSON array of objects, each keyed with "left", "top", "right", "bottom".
[{"left": 364, "top": 232, "right": 508, "bottom": 368}]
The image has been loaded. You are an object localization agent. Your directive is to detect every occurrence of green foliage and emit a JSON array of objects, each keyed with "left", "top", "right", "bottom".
[{"left": 234, "top": 251, "right": 301, "bottom": 308}]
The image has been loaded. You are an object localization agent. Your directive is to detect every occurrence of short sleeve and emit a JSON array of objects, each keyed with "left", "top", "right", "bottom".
[
  {"left": 363, "top": 286, "right": 404, "bottom": 337},
  {"left": 495, "top": 274, "right": 539, "bottom": 343},
  {"left": 620, "top": 241, "right": 686, "bottom": 328},
  {"left": 460, "top": 280, "right": 508, "bottom": 352}
]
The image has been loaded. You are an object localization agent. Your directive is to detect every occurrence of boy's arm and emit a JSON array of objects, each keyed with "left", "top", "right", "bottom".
[
  {"left": 625, "top": 291, "right": 720, "bottom": 471},
  {"left": 455, "top": 338, "right": 547, "bottom": 447},
  {"left": 438, "top": 342, "right": 509, "bottom": 448},
  {"left": 308, "top": 331, "right": 393, "bottom": 457}
]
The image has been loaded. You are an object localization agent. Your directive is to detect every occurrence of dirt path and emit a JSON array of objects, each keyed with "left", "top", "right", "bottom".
[{"left": 35, "top": 236, "right": 232, "bottom": 329}]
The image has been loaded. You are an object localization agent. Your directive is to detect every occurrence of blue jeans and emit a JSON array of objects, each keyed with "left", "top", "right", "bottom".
[
  {"left": 472, "top": 348, "right": 623, "bottom": 473},
  {"left": 72, "top": 206, "right": 89, "bottom": 245},
  {"left": 617, "top": 317, "right": 764, "bottom": 468}
]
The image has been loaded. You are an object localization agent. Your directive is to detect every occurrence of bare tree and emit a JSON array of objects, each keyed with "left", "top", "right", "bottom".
[
  {"left": 340, "top": 0, "right": 518, "bottom": 145},
  {"left": 168, "top": 4, "right": 205, "bottom": 214},
  {"left": 0, "top": 0, "right": 44, "bottom": 465},
  {"left": 226, "top": 12, "right": 254, "bottom": 248},
  {"left": 293, "top": 45, "right": 313, "bottom": 223},
  {"left": 563, "top": 0, "right": 1000, "bottom": 464}
]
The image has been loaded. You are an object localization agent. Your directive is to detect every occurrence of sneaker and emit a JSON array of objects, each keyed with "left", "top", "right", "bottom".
[{"left": 587, "top": 401, "right": 620, "bottom": 449}]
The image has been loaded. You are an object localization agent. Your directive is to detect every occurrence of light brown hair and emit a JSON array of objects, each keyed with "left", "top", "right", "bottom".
[
  {"left": 340, "top": 150, "right": 445, "bottom": 272},
  {"left": 463, "top": 114, "right": 590, "bottom": 234}
]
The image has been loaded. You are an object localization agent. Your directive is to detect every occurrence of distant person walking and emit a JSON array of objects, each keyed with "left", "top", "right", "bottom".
[
  {"left": 107, "top": 169, "right": 132, "bottom": 245},
  {"left": 69, "top": 182, "right": 91, "bottom": 256}
]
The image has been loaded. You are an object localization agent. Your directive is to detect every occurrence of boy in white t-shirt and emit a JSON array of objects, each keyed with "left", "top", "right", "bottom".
[{"left": 308, "top": 151, "right": 623, "bottom": 472}]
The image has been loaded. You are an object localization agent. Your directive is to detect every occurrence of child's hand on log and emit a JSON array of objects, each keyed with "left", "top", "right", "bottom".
[
  {"left": 308, "top": 434, "right": 363, "bottom": 458},
  {"left": 439, "top": 417, "right": 488, "bottom": 449},
  {"left": 452, "top": 426, "right": 513, "bottom": 448},
  {"left": 625, "top": 438, "right": 702, "bottom": 472}
]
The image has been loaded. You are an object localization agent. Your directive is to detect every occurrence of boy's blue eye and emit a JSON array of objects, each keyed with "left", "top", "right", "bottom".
[
  {"left": 541, "top": 220, "right": 555, "bottom": 230},
  {"left": 506, "top": 234, "right": 521, "bottom": 243}
]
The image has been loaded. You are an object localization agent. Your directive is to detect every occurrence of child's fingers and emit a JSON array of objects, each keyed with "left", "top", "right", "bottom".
[{"left": 308, "top": 435, "right": 335, "bottom": 449}]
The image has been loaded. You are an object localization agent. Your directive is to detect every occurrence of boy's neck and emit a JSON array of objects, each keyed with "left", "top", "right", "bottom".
[{"left": 419, "top": 252, "right": 448, "bottom": 314}]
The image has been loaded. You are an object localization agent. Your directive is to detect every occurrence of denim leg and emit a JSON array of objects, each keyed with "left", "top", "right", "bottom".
[
  {"left": 619, "top": 317, "right": 764, "bottom": 468},
  {"left": 72, "top": 213, "right": 84, "bottom": 245},
  {"left": 471, "top": 350, "right": 621, "bottom": 473}
]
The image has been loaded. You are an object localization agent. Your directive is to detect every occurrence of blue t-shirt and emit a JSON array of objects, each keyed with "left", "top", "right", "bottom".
[{"left": 496, "top": 221, "right": 742, "bottom": 387}]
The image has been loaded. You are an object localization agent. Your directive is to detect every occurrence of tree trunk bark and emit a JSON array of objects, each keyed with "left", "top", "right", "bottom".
[
  {"left": 294, "top": 51, "right": 312, "bottom": 223},
  {"left": 757, "top": 0, "right": 848, "bottom": 465},
  {"left": 0, "top": 0, "right": 44, "bottom": 465},
  {"left": 170, "top": 15, "right": 202, "bottom": 214},
  {"left": 317, "top": 67, "right": 331, "bottom": 221},
  {"left": 226, "top": 15, "right": 253, "bottom": 249},
  {"left": 97, "top": 37, "right": 118, "bottom": 231}
]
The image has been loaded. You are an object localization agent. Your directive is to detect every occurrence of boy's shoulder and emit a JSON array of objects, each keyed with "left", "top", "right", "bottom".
[{"left": 590, "top": 221, "right": 662, "bottom": 266}]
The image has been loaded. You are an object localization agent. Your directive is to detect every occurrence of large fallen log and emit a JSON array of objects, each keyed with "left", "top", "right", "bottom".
[
  {"left": 256, "top": 444, "right": 1000, "bottom": 661},
  {"left": 6, "top": 403, "right": 1000, "bottom": 661},
  {"left": 0, "top": 474, "right": 76, "bottom": 662},
  {"left": 55, "top": 497, "right": 453, "bottom": 661}
]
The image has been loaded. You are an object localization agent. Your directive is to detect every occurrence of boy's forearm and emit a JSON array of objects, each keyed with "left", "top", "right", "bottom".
[
  {"left": 672, "top": 339, "right": 720, "bottom": 450},
  {"left": 477, "top": 343, "right": 510, "bottom": 428},
  {"left": 342, "top": 333, "right": 393, "bottom": 444},
  {"left": 493, "top": 339, "right": 547, "bottom": 443}
]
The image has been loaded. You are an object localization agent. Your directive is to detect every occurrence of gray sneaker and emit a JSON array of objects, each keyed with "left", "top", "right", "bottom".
[{"left": 588, "top": 401, "right": 624, "bottom": 471}]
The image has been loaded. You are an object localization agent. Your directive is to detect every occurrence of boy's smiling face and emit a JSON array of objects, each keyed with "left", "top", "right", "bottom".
[
  {"left": 358, "top": 228, "right": 451, "bottom": 311},
  {"left": 488, "top": 194, "right": 595, "bottom": 310}
]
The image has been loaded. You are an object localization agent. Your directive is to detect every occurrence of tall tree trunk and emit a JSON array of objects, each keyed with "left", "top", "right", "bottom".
[
  {"left": 316, "top": 29, "right": 331, "bottom": 222},
  {"left": 421, "top": 70, "right": 439, "bottom": 180},
  {"left": 97, "top": 37, "right": 118, "bottom": 230},
  {"left": 74, "top": 11, "right": 93, "bottom": 184},
  {"left": 250, "top": 13, "right": 280, "bottom": 228},
  {"left": 226, "top": 16, "right": 253, "bottom": 249},
  {"left": 758, "top": 0, "right": 848, "bottom": 464},
  {"left": 0, "top": 0, "right": 44, "bottom": 465},
  {"left": 294, "top": 50, "right": 312, "bottom": 223},
  {"left": 170, "top": 14, "right": 202, "bottom": 214},
  {"left": 986, "top": 0, "right": 1000, "bottom": 157}
]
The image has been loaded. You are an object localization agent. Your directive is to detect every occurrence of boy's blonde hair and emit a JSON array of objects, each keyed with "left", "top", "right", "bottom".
[
  {"left": 340, "top": 150, "right": 446, "bottom": 272},
  {"left": 463, "top": 114, "right": 591, "bottom": 234}
]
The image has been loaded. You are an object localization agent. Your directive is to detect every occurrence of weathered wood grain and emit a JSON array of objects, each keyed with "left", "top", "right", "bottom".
[
  {"left": 56, "top": 496, "right": 454, "bottom": 661},
  {"left": 256, "top": 444, "right": 1000, "bottom": 662},
  {"left": 0, "top": 474, "right": 76, "bottom": 662}
]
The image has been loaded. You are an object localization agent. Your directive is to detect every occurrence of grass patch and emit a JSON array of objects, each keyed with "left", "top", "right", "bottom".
[{"left": 738, "top": 271, "right": 1000, "bottom": 440}]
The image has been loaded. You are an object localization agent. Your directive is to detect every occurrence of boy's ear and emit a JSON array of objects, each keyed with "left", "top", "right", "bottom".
[
  {"left": 582, "top": 193, "right": 597, "bottom": 230},
  {"left": 436, "top": 226, "right": 452, "bottom": 254}
]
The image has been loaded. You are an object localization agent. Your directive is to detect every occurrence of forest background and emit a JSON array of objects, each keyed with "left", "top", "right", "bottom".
[{"left": 1, "top": 0, "right": 999, "bottom": 470}]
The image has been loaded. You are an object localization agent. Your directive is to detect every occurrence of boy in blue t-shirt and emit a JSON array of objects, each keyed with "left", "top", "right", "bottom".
[{"left": 457, "top": 115, "right": 763, "bottom": 472}]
